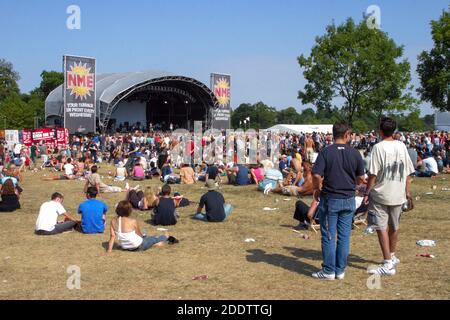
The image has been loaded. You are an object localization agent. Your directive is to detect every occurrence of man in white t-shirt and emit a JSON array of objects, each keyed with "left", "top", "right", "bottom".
[
  {"left": 42, "top": 158, "right": 76, "bottom": 181},
  {"left": 417, "top": 155, "right": 439, "bottom": 177},
  {"left": 364, "top": 117, "right": 415, "bottom": 276},
  {"left": 35, "top": 192, "right": 79, "bottom": 235}
]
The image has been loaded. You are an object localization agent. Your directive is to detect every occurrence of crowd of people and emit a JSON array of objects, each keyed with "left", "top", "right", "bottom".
[{"left": 0, "top": 123, "right": 448, "bottom": 277}]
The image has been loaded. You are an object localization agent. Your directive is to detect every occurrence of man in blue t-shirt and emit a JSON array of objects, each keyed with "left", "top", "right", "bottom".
[
  {"left": 311, "top": 122, "right": 365, "bottom": 281},
  {"left": 77, "top": 187, "right": 108, "bottom": 234}
]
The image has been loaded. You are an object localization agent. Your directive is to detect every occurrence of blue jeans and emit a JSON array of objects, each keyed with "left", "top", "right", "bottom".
[
  {"left": 415, "top": 170, "right": 436, "bottom": 177},
  {"left": 194, "top": 204, "right": 233, "bottom": 222},
  {"left": 318, "top": 196, "right": 356, "bottom": 275},
  {"left": 140, "top": 235, "right": 168, "bottom": 251}
]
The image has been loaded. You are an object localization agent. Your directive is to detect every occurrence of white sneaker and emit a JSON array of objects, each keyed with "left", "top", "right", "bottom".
[
  {"left": 264, "top": 184, "right": 272, "bottom": 195},
  {"left": 312, "top": 270, "right": 335, "bottom": 280},
  {"left": 391, "top": 255, "right": 400, "bottom": 267},
  {"left": 367, "top": 262, "right": 396, "bottom": 276},
  {"left": 336, "top": 272, "right": 345, "bottom": 280}
]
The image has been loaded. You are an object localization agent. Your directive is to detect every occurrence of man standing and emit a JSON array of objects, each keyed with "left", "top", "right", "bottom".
[
  {"left": 311, "top": 122, "right": 365, "bottom": 280},
  {"left": 364, "top": 117, "right": 415, "bottom": 276}
]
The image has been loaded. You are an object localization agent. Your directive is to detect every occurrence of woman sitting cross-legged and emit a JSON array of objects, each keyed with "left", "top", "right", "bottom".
[{"left": 106, "top": 200, "right": 178, "bottom": 253}]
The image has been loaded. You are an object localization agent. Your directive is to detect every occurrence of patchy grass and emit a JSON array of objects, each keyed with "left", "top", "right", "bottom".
[{"left": 0, "top": 164, "right": 449, "bottom": 300}]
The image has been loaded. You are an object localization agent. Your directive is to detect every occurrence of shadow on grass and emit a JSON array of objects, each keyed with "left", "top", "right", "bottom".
[
  {"left": 283, "top": 247, "right": 379, "bottom": 270},
  {"left": 246, "top": 249, "right": 317, "bottom": 276}
]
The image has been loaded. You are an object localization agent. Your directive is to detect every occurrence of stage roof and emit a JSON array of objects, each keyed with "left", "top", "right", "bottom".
[{"left": 45, "top": 71, "right": 219, "bottom": 129}]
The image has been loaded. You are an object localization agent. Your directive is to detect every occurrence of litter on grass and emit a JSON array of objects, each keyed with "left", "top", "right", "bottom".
[
  {"left": 263, "top": 207, "right": 278, "bottom": 211},
  {"left": 416, "top": 240, "right": 436, "bottom": 247}
]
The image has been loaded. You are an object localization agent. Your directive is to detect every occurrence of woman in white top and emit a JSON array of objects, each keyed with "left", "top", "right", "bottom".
[
  {"left": 106, "top": 200, "right": 177, "bottom": 252},
  {"left": 113, "top": 161, "right": 128, "bottom": 181}
]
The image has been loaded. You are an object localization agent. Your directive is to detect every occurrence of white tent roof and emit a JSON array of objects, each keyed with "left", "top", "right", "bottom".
[{"left": 266, "top": 124, "right": 333, "bottom": 134}]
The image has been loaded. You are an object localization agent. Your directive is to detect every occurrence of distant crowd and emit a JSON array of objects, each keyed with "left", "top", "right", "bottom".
[{"left": 0, "top": 125, "right": 448, "bottom": 278}]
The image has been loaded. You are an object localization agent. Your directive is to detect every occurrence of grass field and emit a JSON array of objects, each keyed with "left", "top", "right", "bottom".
[{"left": 0, "top": 163, "right": 449, "bottom": 300}]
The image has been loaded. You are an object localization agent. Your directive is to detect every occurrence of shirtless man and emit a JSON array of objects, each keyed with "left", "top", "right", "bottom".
[
  {"left": 272, "top": 161, "right": 314, "bottom": 196},
  {"left": 304, "top": 134, "right": 315, "bottom": 162}
]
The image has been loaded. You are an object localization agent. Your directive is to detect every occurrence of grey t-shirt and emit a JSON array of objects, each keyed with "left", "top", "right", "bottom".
[{"left": 368, "top": 140, "right": 415, "bottom": 206}]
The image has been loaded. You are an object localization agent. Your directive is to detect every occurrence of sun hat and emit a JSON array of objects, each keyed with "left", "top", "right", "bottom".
[{"left": 205, "top": 179, "right": 217, "bottom": 191}]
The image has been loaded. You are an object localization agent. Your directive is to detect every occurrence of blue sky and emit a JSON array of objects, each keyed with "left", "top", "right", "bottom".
[{"left": 0, "top": 0, "right": 447, "bottom": 115}]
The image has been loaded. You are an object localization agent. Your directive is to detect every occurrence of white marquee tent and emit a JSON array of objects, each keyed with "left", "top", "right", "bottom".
[{"left": 266, "top": 124, "right": 333, "bottom": 134}]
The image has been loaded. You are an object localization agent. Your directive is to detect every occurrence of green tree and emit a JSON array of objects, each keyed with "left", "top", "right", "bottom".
[
  {"left": 397, "top": 109, "right": 426, "bottom": 132},
  {"left": 231, "top": 102, "right": 277, "bottom": 129},
  {"left": 0, "top": 92, "right": 35, "bottom": 129},
  {"left": 277, "top": 107, "right": 300, "bottom": 124},
  {"left": 352, "top": 119, "right": 369, "bottom": 133},
  {"left": 298, "top": 18, "right": 414, "bottom": 125},
  {"left": 30, "top": 70, "right": 64, "bottom": 99},
  {"left": 417, "top": 7, "right": 450, "bottom": 112},
  {"left": 422, "top": 114, "right": 435, "bottom": 131},
  {"left": 0, "top": 58, "right": 20, "bottom": 102}
]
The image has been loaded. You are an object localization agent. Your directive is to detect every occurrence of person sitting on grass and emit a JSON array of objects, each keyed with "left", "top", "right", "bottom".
[
  {"left": 35, "top": 192, "right": 79, "bottom": 235},
  {"left": 131, "top": 161, "right": 145, "bottom": 181},
  {"left": 127, "top": 186, "right": 160, "bottom": 210},
  {"left": 84, "top": 165, "right": 123, "bottom": 194},
  {"left": 112, "top": 161, "right": 128, "bottom": 181},
  {"left": 257, "top": 163, "right": 284, "bottom": 194},
  {"left": 160, "top": 159, "right": 180, "bottom": 184},
  {"left": 0, "top": 179, "right": 20, "bottom": 212},
  {"left": 152, "top": 184, "right": 178, "bottom": 226},
  {"left": 42, "top": 157, "right": 77, "bottom": 181},
  {"left": 250, "top": 163, "right": 265, "bottom": 185},
  {"left": 271, "top": 160, "right": 314, "bottom": 197},
  {"left": 227, "top": 164, "right": 250, "bottom": 186},
  {"left": 76, "top": 187, "right": 108, "bottom": 234},
  {"left": 106, "top": 200, "right": 178, "bottom": 253},
  {"left": 1, "top": 166, "right": 24, "bottom": 194},
  {"left": 193, "top": 179, "right": 233, "bottom": 222},
  {"left": 205, "top": 162, "right": 221, "bottom": 184},
  {"left": 179, "top": 163, "right": 196, "bottom": 184}
]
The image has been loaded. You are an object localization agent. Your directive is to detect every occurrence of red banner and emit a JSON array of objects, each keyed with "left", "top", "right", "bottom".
[
  {"left": 21, "top": 128, "right": 69, "bottom": 147},
  {"left": 56, "top": 128, "right": 69, "bottom": 146},
  {"left": 22, "top": 129, "right": 33, "bottom": 146}
]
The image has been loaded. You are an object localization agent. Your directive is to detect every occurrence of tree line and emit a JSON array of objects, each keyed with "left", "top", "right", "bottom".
[{"left": 231, "top": 8, "right": 448, "bottom": 132}]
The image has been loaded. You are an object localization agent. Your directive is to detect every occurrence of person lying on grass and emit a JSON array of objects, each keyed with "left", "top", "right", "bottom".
[
  {"left": 106, "top": 200, "right": 178, "bottom": 253},
  {"left": 84, "top": 165, "right": 124, "bottom": 194}
]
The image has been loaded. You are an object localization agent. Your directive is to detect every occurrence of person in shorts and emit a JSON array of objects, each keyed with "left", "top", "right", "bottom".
[{"left": 364, "top": 117, "right": 415, "bottom": 276}]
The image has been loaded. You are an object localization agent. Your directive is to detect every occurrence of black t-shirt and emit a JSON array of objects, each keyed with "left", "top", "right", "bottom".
[
  {"left": 206, "top": 165, "right": 219, "bottom": 180},
  {"left": 154, "top": 197, "right": 177, "bottom": 226},
  {"left": 0, "top": 194, "right": 20, "bottom": 212},
  {"left": 312, "top": 144, "right": 365, "bottom": 199},
  {"left": 199, "top": 190, "right": 225, "bottom": 222}
]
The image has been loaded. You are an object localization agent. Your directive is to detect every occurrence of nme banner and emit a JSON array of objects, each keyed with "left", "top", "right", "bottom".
[
  {"left": 63, "top": 55, "right": 96, "bottom": 134},
  {"left": 56, "top": 128, "right": 69, "bottom": 146},
  {"left": 210, "top": 73, "right": 231, "bottom": 130}
]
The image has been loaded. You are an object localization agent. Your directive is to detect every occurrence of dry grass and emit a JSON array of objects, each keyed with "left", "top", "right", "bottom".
[{"left": 0, "top": 164, "right": 449, "bottom": 300}]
